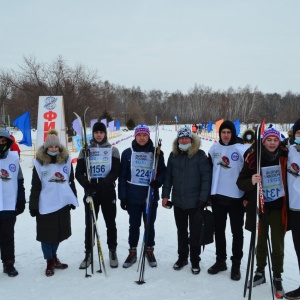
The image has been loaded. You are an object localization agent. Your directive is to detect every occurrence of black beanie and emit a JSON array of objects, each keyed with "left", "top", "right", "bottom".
[
  {"left": 93, "top": 122, "right": 107, "bottom": 134},
  {"left": 293, "top": 119, "right": 300, "bottom": 138}
]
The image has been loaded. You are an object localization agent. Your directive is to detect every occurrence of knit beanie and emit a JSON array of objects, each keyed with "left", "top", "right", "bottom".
[
  {"left": 44, "top": 129, "right": 62, "bottom": 149},
  {"left": 177, "top": 127, "right": 192, "bottom": 139},
  {"left": 93, "top": 122, "right": 107, "bottom": 134},
  {"left": 134, "top": 124, "right": 150, "bottom": 137},
  {"left": 262, "top": 128, "right": 280, "bottom": 143}
]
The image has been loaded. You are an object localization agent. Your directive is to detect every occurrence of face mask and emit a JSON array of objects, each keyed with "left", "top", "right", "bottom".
[
  {"left": 47, "top": 150, "right": 60, "bottom": 156},
  {"left": 246, "top": 134, "right": 252, "bottom": 140},
  {"left": 0, "top": 144, "right": 8, "bottom": 153},
  {"left": 178, "top": 143, "right": 191, "bottom": 151},
  {"left": 295, "top": 137, "right": 300, "bottom": 144}
]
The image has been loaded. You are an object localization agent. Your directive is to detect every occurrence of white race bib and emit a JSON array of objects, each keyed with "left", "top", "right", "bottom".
[
  {"left": 89, "top": 147, "right": 112, "bottom": 178},
  {"left": 130, "top": 151, "right": 153, "bottom": 186}
]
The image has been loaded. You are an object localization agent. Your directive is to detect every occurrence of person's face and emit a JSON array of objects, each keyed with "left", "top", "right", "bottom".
[
  {"left": 263, "top": 137, "right": 280, "bottom": 152},
  {"left": 0, "top": 137, "right": 7, "bottom": 145},
  {"left": 178, "top": 137, "right": 192, "bottom": 145},
  {"left": 220, "top": 129, "right": 232, "bottom": 144},
  {"left": 295, "top": 130, "right": 300, "bottom": 138},
  {"left": 94, "top": 130, "right": 105, "bottom": 143},
  {"left": 135, "top": 133, "right": 149, "bottom": 146},
  {"left": 48, "top": 145, "right": 59, "bottom": 153}
]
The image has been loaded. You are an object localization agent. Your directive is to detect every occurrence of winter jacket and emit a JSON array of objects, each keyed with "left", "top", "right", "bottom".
[
  {"left": 29, "top": 145, "right": 77, "bottom": 243},
  {"left": 75, "top": 139, "right": 120, "bottom": 201},
  {"left": 236, "top": 143, "right": 289, "bottom": 233},
  {"left": 0, "top": 130, "right": 25, "bottom": 219},
  {"left": 118, "top": 139, "right": 166, "bottom": 204},
  {"left": 162, "top": 133, "right": 212, "bottom": 209}
]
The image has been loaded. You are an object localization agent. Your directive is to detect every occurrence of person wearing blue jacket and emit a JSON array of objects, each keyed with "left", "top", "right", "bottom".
[
  {"left": 118, "top": 124, "right": 166, "bottom": 268},
  {"left": 0, "top": 129, "right": 26, "bottom": 277}
]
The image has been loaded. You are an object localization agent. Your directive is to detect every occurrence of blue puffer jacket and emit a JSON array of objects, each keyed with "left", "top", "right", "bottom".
[{"left": 118, "top": 139, "right": 166, "bottom": 204}]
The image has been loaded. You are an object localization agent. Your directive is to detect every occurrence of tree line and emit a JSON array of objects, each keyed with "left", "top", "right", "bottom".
[{"left": 0, "top": 56, "right": 299, "bottom": 135}]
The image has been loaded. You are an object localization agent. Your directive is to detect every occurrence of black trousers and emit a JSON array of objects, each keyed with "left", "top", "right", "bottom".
[
  {"left": 211, "top": 200, "right": 245, "bottom": 261},
  {"left": 84, "top": 196, "right": 117, "bottom": 251},
  {"left": 174, "top": 206, "right": 201, "bottom": 263},
  {"left": 290, "top": 210, "right": 300, "bottom": 271},
  {"left": 0, "top": 216, "right": 16, "bottom": 262}
]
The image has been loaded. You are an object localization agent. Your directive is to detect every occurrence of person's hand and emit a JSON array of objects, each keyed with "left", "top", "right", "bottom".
[
  {"left": 120, "top": 199, "right": 128, "bottom": 211},
  {"left": 16, "top": 202, "right": 25, "bottom": 216},
  {"left": 85, "top": 182, "right": 97, "bottom": 196},
  {"left": 162, "top": 198, "right": 169, "bottom": 208},
  {"left": 251, "top": 174, "right": 261, "bottom": 185},
  {"left": 149, "top": 179, "right": 161, "bottom": 189},
  {"left": 197, "top": 200, "right": 207, "bottom": 211},
  {"left": 30, "top": 209, "right": 38, "bottom": 217}
]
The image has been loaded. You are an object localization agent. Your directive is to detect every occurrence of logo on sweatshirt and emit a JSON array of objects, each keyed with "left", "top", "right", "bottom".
[
  {"left": 217, "top": 156, "right": 231, "bottom": 169},
  {"left": 0, "top": 169, "right": 11, "bottom": 181},
  {"left": 49, "top": 172, "right": 66, "bottom": 183},
  {"left": 287, "top": 163, "right": 300, "bottom": 177}
]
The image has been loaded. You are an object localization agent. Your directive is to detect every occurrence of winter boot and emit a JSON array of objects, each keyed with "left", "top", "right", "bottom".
[
  {"left": 45, "top": 258, "right": 55, "bottom": 277},
  {"left": 3, "top": 260, "right": 18, "bottom": 277},
  {"left": 54, "top": 255, "right": 68, "bottom": 269},
  {"left": 231, "top": 259, "right": 241, "bottom": 281},
  {"left": 146, "top": 247, "right": 157, "bottom": 268},
  {"left": 123, "top": 247, "right": 137, "bottom": 268},
  {"left": 191, "top": 261, "right": 200, "bottom": 275},
  {"left": 173, "top": 258, "right": 188, "bottom": 271},
  {"left": 208, "top": 257, "right": 227, "bottom": 275},
  {"left": 273, "top": 276, "right": 285, "bottom": 299},
  {"left": 248, "top": 269, "right": 266, "bottom": 287},
  {"left": 285, "top": 286, "right": 300, "bottom": 299},
  {"left": 79, "top": 251, "right": 92, "bottom": 269},
  {"left": 109, "top": 249, "right": 119, "bottom": 268}
]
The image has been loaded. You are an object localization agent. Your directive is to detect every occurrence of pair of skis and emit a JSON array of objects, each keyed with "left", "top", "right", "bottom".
[
  {"left": 244, "top": 120, "right": 275, "bottom": 299},
  {"left": 74, "top": 108, "right": 107, "bottom": 278},
  {"left": 136, "top": 117, "right": 161, "bottom": 285}
]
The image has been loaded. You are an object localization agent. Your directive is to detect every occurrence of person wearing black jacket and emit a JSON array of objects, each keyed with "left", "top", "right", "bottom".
[
  {"left": 0, "top": 129, "right": 25, "bottom": 277},
  {"left": 118, "top": 124, "right": 166, "bottom": 268},
  {"left": 75, "top": 122, "right": 120, "bottom": 269}
]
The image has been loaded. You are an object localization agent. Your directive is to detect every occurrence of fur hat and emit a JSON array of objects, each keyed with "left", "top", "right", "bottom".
[
  {"left": 262, "top": 128, "right": 280, "bottom": 143},
  {"left": 93, "top": 122, "right": 107, "bottom": 134},
  {"left": 177, "top": 127, "right": 192, "bottom": 139},
  {"left": 134, "top": 124, "right": 150, "bottom": 137},
  {"left": 44, "top": 129, "right": 62, "bottom": 149}
]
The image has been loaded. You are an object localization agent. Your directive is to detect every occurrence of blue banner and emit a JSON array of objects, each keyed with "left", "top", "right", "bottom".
[{"left": 13, "top": 111, "right": 32, "bottom": 146}]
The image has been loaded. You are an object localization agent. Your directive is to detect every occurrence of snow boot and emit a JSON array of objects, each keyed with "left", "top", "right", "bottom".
[
  {"left": 3, "top": 260, "right": 18, "bottom": 277},
  {"left": 146, "top": 247, "right": 157, "bottom": 268},
  {"left": 191, "top": 261, "right": 200, "bottom": 275},
  {"left": 273, "top": 276, "right": 285, "bottom": 299},
  {"left": 208, "top": 258, "right": 227, "bottom": 275},
  {"left": 248, "top": 269, "right": 266, "bottom": 287},
  {"left": 123, "top": 247, "right": 137, "bottom": 268},
  {"left": 54, "top": 255, "right": 68, "bottom": 269},
  {"left": 231, "top": 259, "right": 241, "bottom": 281},
  {"left": 285, "top": 286, "right": 300, "bottom": 300},
  {"left": 109, "top": 249, "right": 119, "bottom": 268},
  {"left": 45, "top": 258, "right": 55, "bottom": 277},
  {"left": 79, "top": 251, "right": 91, "bottom": 269},
  {"left": 173, "top": 258, "right": 188, "bottom": 271}
]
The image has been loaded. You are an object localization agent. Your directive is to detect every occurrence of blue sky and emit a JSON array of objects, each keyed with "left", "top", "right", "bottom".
[{"left": 1, "top": 0, "right": 299, "bottom": 94}]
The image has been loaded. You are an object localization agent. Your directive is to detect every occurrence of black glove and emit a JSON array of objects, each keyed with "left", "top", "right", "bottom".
[
  {"left": 30, "top": 209, "right": 38, "bottom": 217},
  {"left": 85, "top": 182, "right": 97, "bottom": 197},
  {"left": 149, "top": 179, "right": 161, "bottom": 189},
  {"left": 69, "top": 204, "right": 76, "bottom": 210},
  {"left": 120, "top": 199, "right": 128, "bottom": 211},
  {"left": 16, "top": 202, "right": 25, "bottom": 216},
  {"left": 197, "top": 200, "right": 207, "bottom": 211}
]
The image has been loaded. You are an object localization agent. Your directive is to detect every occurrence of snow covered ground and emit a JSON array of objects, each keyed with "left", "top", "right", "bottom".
[{"left": 2, "top": 125, "right": 299, "bottom": 300}]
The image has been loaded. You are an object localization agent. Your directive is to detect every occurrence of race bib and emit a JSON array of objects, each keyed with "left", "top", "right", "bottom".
[{"left": 89, "top": 148, "right": 112, "bottom": 178}]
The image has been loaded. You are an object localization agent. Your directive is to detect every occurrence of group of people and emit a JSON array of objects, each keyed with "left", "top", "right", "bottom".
[{"left": 0, "top": 119, "right": 299, "bottom": 299}]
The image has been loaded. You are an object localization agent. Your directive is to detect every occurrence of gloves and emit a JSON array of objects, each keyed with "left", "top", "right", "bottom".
[
  {"left": 16, "top": 202, "right": 25, "bottom": 216},
  {"left": 85, "top": 182, "right": 97, "bottom": 197},
  {"left": 149, "top": 179, "right": 161, "bottom": 189},
  {"left": 30, "top": 209, "right": 38, "bottom": 217},
  {"left": 69, "top": 204, "right": 76, "bottom": 210},
  {"left": 197, "top": 200, "right": 207, "bottom": 211},
  {"left": 120, "top": 199, "right": 128, "bottom": 211}
]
